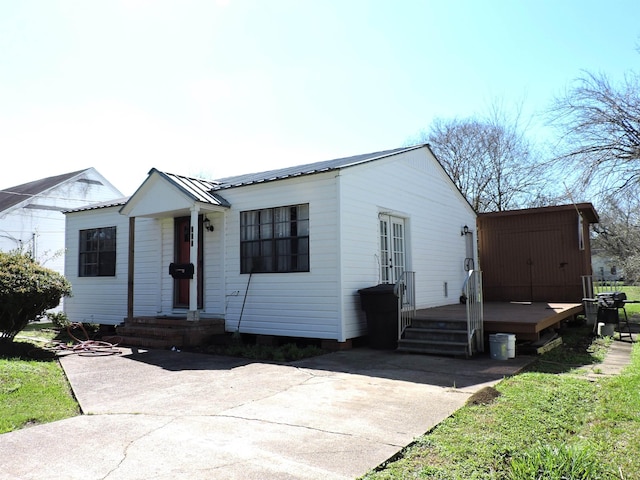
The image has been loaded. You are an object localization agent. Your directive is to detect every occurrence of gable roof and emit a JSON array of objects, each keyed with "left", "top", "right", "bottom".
[
  {"left": 118, "top": 168, "right": 232, "bottom": 217},
  {"left": 0, "top": 169, "right": 91, "bottom": 213},
  {"left": 213, "top": 144, "right": 426, "bottom": 189}
]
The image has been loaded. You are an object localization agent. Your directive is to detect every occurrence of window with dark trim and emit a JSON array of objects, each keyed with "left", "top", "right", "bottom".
[
  {"left": 79, "top": 226, "right": 117, "bottom": 277},
  {"left": 240, "top": 204, "right": 309, "bottom": 273}
]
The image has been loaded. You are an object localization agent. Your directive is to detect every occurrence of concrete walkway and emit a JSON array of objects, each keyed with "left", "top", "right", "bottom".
[
  {"left": 585, "top": 335, "right": 635, "bottom": 379},
  {"left": 0, "top": 347, "right": 532, "bottom": 480}
]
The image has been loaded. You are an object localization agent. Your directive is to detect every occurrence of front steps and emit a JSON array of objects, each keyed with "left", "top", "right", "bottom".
[
  {"left": 115, "top": 316, "right": 225, "bottom": 349},
  {"left": 397, "top": 317, "right": 470, "bottom": 357}
]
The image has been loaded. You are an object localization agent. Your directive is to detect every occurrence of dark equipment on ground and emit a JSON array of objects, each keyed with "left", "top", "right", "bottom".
[{"left": 595, "top": 291, "right": 634, "bottom": 341}]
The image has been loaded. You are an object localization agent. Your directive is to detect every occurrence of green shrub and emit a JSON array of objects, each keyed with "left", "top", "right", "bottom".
[
  {"left": 46, "top": 311, "right": 71, "bottom": 329},
  {"left": 0, "top": 251, "right": 72, "bottom": 343}
]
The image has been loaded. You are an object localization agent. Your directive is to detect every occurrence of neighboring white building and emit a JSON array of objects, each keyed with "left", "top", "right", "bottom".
[
  {"left": 591, "top": 249, "right": 624, "bottom": 283},
  {"left": 64, "top": 145, "right": 477, "bottom": 343},
  {"left": 0, "top": 169, "right": 124, "bottom": 309}
]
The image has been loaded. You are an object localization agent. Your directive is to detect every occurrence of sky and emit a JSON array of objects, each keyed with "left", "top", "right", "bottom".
[{"left": 1, "top": 0, "right": 639, "bottom": 196}]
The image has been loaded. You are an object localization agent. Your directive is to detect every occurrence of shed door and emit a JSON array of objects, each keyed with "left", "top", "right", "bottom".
[
  {"left": 496, "top": 229, "right": 566, "bottom": 302},
  {"left": 379, "top": 215, "right": 406, "bottom": 284}
]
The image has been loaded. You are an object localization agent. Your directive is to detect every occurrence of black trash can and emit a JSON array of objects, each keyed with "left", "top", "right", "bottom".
[{"left": 358, "top": 284, "right": 399, "bottom": 349}]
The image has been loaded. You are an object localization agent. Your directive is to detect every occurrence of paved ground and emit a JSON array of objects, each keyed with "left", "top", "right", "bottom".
[
  {"left": 585, "top": 336, "right": 635, "bottom": 379},
  {"left": 0, "top": 346, "right": 534, "bottom": 480}
]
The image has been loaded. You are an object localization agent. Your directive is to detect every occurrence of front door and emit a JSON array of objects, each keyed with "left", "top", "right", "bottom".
[
  {"left": 174, "top": 216, "right": 203, "bottom": 309},
  {"left": 379, "top": 214, "right": 406, "bottom": 284}
]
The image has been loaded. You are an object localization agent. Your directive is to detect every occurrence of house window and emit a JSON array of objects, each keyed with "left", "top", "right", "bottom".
[
  {"left": 79, "top": 227, "right": 116, "bottom": 277},
  {"left": 240, "top": 204, "right": 309, "bottom": 273}
]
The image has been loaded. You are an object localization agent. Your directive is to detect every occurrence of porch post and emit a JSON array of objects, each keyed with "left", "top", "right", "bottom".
[
  {"left": 188, "top": 206, "right": 200, "bottom": 321},
  {"left": 127, "top": 216, "right": 135, "bottom": 320}
]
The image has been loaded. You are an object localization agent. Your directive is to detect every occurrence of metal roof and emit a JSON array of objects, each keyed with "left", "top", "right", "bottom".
[
  {"left": 0, "top": 169, "right": 90, "bottom": 213},
  {"left": 72, "top": 146, "right": 427, "bottom": 215},
  {"left": 213, "top": 145, "right": 425, "bottom": 189},
  {"left": 151, "top": 169, "right": 231, "bottom": 207},
  {"left": 64, "top": 197, "right": 130, "bottom": 214}
]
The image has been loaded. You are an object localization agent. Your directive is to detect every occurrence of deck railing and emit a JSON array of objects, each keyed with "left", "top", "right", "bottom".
[
  {"left": 395, "top": 271, "right": 416, "bottom": 340},
  {"left": 581, "top": 275, "right": 594, "bottom": 299},
  {"left": 463, "top": 270, "right": 484, "bottom": 354}
]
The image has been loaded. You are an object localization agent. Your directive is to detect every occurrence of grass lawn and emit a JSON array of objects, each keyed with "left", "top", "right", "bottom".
[
  {"left": 617, "top": 285, "right": 640, "bottom": 316},
  {"left": 361, "top": 324, "right": 640, "bottom": 479},
  {"left": 0, "top": 324, "right": 80, "bottom": 434}
]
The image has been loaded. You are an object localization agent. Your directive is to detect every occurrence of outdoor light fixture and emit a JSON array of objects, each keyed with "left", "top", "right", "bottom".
[
  {"left": 461, "top": 225, "right": 470, "bottom": 236},
  {"left": 203, "top": 216, "right": 214, "bottom": 232}
]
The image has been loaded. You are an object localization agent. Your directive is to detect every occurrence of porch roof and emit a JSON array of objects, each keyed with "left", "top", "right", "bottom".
[
  {"left": 155, "top": 170, "right": 231, "bottom": 208},
  {"left": 119, "top": 168, "right": 230, "bottom": 218}
]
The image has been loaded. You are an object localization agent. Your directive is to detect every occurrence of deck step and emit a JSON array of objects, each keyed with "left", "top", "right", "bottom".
[
  {"left": 402, "top": 327, "right": 467, "bottom": 343},
  {"left": 397, "top": 338, "right": 469, "bottom": 357},
  {"left": 398, "top": 317, "right": 470, "bottom": 356},
  {"left": 410, "top": 317, "right": 467, "bottom": 330}
]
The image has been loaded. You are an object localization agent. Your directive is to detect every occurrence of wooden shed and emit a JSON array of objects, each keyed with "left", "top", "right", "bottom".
[{"left": 477, "top": 203, "right": 599, "bottom": 303}]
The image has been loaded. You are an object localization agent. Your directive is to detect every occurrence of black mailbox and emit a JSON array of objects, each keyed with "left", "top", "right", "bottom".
[{"left": 169, "top": 262, "right": 194, "bottom": 279}]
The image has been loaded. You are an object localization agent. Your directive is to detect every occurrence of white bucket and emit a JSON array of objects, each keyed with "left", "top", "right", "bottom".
[
  {"left": 599, "top": 323, "right": 615, "bottom": 337},
  {"left": 583, "top": 301, "right": 598, "bottom": 326},
  {"left": 489, "top": 334, "right": 509, "bottom": 360},
  {"left": 499, "top": 333, "right": 516, "bottom": 358}
]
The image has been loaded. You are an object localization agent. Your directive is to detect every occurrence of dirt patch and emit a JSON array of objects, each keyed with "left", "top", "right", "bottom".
[{"left": 466, "top": 386, "right": 501, "bottom": 406}]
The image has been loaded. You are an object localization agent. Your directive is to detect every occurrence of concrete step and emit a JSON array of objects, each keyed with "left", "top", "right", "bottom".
[
  {"left": 116, "top": 317, "right": 226, "bottom": 349},
  {"left": 126, "top": 316, "right": 224, "bottom": 328},
  {"left": 115, "top": 336, "right": 179, "bottom": 349},
  {"left": 117, "top": 325, "right": 184, "bottom": 342}
]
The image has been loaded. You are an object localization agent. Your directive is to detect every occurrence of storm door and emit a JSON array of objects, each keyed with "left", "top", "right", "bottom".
[
  {"left": 379, "top": 214, "right": 406, "bottom": 284},
  {"left": 464, "top": 230, "right": 475, "bottom": 271},
  {"left": 174, "top": 216, "right": 203, "bottom": 309}
]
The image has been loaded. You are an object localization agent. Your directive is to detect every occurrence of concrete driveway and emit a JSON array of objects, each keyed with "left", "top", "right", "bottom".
[{"left": 0, "top": 347, "right": 531, "bottom": 479}]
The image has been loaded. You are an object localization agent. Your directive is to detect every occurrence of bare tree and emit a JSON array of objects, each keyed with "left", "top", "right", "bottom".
[
  {"left": 591, "top": 190, "right": 640, "bottom": 284},
  {"left": 413, "top": 105, "right": 551, "bottom": 212},
  {"left": 549, "top": 71, "right": 640, "bottom": 197}
]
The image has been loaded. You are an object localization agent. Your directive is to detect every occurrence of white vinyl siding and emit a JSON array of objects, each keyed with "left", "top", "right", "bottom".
[
  {"left": 220, "top": 174, "right": 340, "bottom": 340},
  {"left": 338, "top": 146, "right": 477, "bottom": 339},
  {"left": 64, "top": 208, "right": 160, "bottom": 325}
]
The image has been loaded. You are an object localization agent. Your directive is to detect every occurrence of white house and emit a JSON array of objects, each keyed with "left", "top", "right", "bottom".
[
  {"left": 591, "top": 249, "right": 624, "bottom": 283},
  {"left": 0, "top": 168, "right": 124, "bottom": 309},
  {"left": 64, "top": 145, "right": 477, "bottom": 345}
]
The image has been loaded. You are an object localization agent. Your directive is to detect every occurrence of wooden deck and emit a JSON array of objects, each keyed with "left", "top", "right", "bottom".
[{"left": 415, "top": 302, "right": 584, "bottom": 341}]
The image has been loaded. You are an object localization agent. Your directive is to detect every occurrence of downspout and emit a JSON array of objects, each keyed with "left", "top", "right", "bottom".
[{"left": 335, "top": 172, "right": 345, "bottom": 342}]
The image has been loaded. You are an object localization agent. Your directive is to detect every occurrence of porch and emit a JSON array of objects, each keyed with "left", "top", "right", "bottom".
[{"left": 414, "top": 301, "right": 584, "bottom": 342}]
